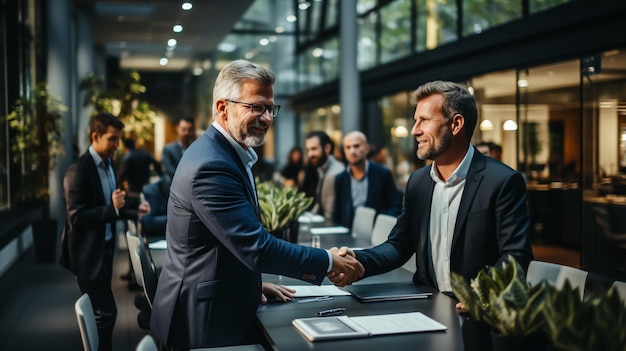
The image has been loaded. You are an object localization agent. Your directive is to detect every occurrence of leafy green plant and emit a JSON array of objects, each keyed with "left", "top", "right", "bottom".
[
  {"left": 542, "top": 283, "right": 626, "bottom": 351},
  {"left": 257, "top": 181, "right": 313, "bottom": 232},
  {"left": 4, "top": 83, "right": 67, "bottom": 213},
  {"left": 450, "top": 255, "right": 546, "bottom": 337}
]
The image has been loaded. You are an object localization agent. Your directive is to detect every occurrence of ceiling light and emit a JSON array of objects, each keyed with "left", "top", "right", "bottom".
[
  {"left": 159, "top": 58, "right": 168, "bottom": 66},
  {"left": 517, "top": 79, "right": 529, "bottom": 88},
  {"left": 182, "top": 2, "right": 192, "bottom": 10},
  {"left": 259, "top": 38, "right": 269, "bottom": 46},
  {"left": 503, "top": 120, "right": 518, "bottom": 131},
  {"left": 218, "top": 42, "right": 236, "bottom": 52},
  {"left": 193, "top": 67, "right": 203, "bottom": 76},
  {"left": 393, "top": 126, "right": 409, "bottom": 138},
  {"left": 245, "top": 52, "right": 254, "bottom": 59},
  {"left": 173, "top": 24, "right": 183, "bottom": 33},
  {"left": 299, "top": 2, "right": 311, "bottom": 10},
  {"left": 480, "top": 119, "right": 494, "bottom": 131},
  {"left": 275, "top": 26, "right": 284, "bottom": 33},
  {"left": 312, "top": 48, "right": 323, "bottom": 57},
  {"left": 286, "top": 15, "right": 297, "bottom": 22},
  {"left": 167, "top": 38, "right": 177, "bottom": 47}
]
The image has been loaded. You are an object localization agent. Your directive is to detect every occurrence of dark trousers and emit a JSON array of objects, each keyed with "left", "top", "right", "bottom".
[{"left": 77, "top": 239, "right": 117, "bottom": 351}]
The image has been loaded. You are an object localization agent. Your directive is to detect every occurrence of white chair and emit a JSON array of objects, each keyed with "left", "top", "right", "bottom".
[
  {"left": 136, "top": 242, "right": 158, "bottom": 308},
  {"left": 136, "top": 334, "right": 158, "bottom": 351},
  {"left": 351, "top": 206, "right": 376, "bottom": 242},
  {"left": 370, "top": 213, "right": 397, "bottom": 246},
  {"left": 75, "top": 294, "right": 98, "bottom": 351},
  {"left": 126, "top": 231, "right": 144, "bottom": 288},
  {"left": 526, "top": 260, "right": 588, "bottom": 300},
  {"left": 402, "top": 253, "right": 417, "bottom": 273},
  {"left": 612, "top": 280, "right": 626, "bottom": 305}
]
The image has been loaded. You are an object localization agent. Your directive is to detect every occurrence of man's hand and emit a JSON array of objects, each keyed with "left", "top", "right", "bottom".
[
  {"left": 137, "top": 201, "right": 151, "bottom": 219},
  {"left": 261, "top": 282, "right": 296, "bottom": 304},
  {"left": 112, "top": 188, "right": 126, "bottom": 209},
  {"left": 327, "top": 249, "right": 364, "bottom": 287}
]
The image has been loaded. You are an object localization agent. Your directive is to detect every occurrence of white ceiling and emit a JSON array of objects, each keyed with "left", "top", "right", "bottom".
[{"left": 90, "top": 0, "right": 254, "bottom": 71}]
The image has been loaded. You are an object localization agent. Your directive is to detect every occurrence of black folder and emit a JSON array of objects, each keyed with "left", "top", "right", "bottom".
[{"left": 344, "top": 282, "right": 433, "bottom": 302}]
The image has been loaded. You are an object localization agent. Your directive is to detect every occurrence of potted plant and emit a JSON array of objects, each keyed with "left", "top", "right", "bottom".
[
  {"left": 5, "top": 82, "right": 67, "bottom": 262},
  {"left": 257, "top": 181, "right": 313, "bottom": 243},
  {"left": 451, "top": 255, "right": 626, "bottom": 351},
  {"left": 450, "top": 255, "right": 548, "bottom": 351}
]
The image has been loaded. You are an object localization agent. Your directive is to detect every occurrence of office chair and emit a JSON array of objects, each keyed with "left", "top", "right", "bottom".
[
  {"left": 370, "top": 213, "right": 397, "bottom": 246},
  {"left": 613, "top": 280, "right": 626, "bottom": 305},
  {"left": 526, "top": 260, "right": 588, "bottom": 300},
  {"left": 351, "top": 206, "right": 376, "bottom": 243},
  {"left": 75, "top": 294, "right": 98, "bottom": 351},
  {"left": 126, "top": 231, "right": 144, "bottom": 288},
  {"left": 137, "top": 242, "right": 158, "bottom": 308}
]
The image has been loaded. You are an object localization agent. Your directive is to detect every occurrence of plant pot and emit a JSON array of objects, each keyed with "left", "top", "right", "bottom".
[
  {"left": 32, "top": 219, "right": 57, "bottom": 263},
  {"left": 270, "top": 221, "right": 299, "bottom": 243},
  {"left": 490, "top": 329, "right": 549, "bottom": 351}
]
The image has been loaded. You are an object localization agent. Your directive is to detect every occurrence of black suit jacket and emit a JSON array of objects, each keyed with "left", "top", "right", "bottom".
[
  {"left": 356, "top": 149, "right": 534, "bottom": 288},
  {"left": 332, "top": 162, "right": 402, "bottom": 228},
  {"left": 60, "top": 151, "right": 128, "bottom": 281}
]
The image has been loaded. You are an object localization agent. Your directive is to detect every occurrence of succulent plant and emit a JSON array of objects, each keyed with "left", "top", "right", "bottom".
[
  {"left": 257, "top": 181, "right": 313, "bottom": 232},
  {"left": 450, "top": 255, "right": 546, "bottom": 337}
]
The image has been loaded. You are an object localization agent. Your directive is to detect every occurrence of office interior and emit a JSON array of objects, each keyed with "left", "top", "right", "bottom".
[{"left": 1, "top": 0, "right": 626, "bottom": 349}]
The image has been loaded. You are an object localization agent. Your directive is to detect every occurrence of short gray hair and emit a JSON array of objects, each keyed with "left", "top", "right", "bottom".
[
  {"left": 410, "top": 80, "right": 477, "bottom": 141},
  {"left": 212, "top": 60, "right": 276, "bottom": 117}
]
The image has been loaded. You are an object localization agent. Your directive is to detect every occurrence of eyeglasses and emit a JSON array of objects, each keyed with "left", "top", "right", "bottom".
[{"left": 226, "top": 100, "right": 281, "bottom": 118}]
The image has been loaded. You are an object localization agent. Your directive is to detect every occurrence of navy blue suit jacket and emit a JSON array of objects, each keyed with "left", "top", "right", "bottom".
[
  {"left": 332, "top": 162, "right": 402, "bottom": 228},
  {"left": 150, "top": 126, "right": 330, "bottom": 349},
  {"left": 356, "top": 150, "right": 534, "bottom": 289}
]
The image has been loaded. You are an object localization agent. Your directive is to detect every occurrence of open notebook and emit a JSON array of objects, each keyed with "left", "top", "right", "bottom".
[
  {"left": 343, "top": 282, "right": 432, "bottom": 302},
  {"left": 292, "top": 312, "right": 447, "bottom": 342}
]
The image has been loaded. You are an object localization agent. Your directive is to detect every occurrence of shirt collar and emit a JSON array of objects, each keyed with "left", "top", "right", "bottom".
[
  {"left": 348, "top": 160, "right": 369, "bottom": 177},
  {"left": 429, "top": 145, "right": 474, "bottom": 184},
  {"left": 89, "top": 146, "right": 107, "bottom": 167},
  {"left": 212, "top": 121, "right": 258, "bottom": 168}
]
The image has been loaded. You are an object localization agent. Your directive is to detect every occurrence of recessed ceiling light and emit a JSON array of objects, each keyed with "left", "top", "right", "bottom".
[
  {"left": 167, "top": 38, "right": 177, "bottom": 47},
  {"left": 182, "top": 2, "right": 192, "bottom": 11},
  {"left": 159, "top": 58, "right": 169, "bottom": 66},
  {"left": 193, "top": 67, "right": 203, "bottom": 76},
  {"left": 286, "top": 15, "right": 297, "bottom": 22},
  {"left": 259, "top": 38, "right": 269, "bottom": 46},
  {"left": 275, "top": 26, "right": 284, "bottom": 33},
  {"left": 173, "top": 24, "right": 183, "bottom": 33}
]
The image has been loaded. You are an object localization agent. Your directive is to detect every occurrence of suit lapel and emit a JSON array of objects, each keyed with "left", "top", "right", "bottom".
[
  {"left": 208, "top": 127, "right": 260, "bottom": 219},
  {"left": 451, "top": 152, "right": 486, "bottom": 251}
]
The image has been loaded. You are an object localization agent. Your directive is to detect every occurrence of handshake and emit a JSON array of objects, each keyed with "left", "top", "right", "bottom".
[{"left": 326, "top": 247, "right": 362, "bottom": 287}]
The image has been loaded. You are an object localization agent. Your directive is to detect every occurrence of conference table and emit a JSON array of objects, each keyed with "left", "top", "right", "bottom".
[{"left": 148, "top": 220, "right": 467, "bottom": 350}]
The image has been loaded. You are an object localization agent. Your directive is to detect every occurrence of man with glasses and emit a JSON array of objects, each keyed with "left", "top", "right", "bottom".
[{"left": 150, "top": 60, "right": 364, "bottom": 350}]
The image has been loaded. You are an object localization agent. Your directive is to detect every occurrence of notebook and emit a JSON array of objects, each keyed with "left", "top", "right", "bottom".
[
  {"left": 343, "top": 282, "right": 432, "bottom": 302},
  {"left": 292, "top": 312, "right": 447, "bottom": 342}
]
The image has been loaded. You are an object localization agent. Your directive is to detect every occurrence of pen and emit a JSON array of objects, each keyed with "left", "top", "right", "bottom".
[
  {"left": 317, "top": 307, "right": 346, "bottom": 317},
  {"left": 298, "top": 296, "right": 333, "bottom": 303}
]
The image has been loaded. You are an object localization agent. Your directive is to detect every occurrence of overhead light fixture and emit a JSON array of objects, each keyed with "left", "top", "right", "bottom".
[
  {"left": 173, "top": 24, "right": 183, "bottom": 33},
  {"left": 393, "top": 126, "right": 409, "bottom": 138},
  {"left": 480, "top": 119, "right": 494, "bottom": 131},
  {"left": 517, "top": 79, "right": 529, "bottom": 88},
  {"left": 167, "top": 38, "right": 177, "bottom": 47},
  {"left": 182, "top": 2, "right": 192, "bottom": 11},
  {"left": 193, "top": 67, "right": 203, "bottom": 76},
  {"left": 159, "top": 57, "right": 168, "bottom": 66},
  {"left": 259, "top": 38, "right": 269, "bottom": 46},
  {"left": 286, "top": 15, "right": 297, "bottom": 22},
  {"left": 275, "top": 26, "right": 284, "bottom": 33},
  {"left": 503, "top": 120, "right": 518, "bottom": 131},
  {"left": 299, "top": 2, "right": 311, "bottom": 10},
  {"left": 312, "top": 48, "right": 323, "bottom": 57}
]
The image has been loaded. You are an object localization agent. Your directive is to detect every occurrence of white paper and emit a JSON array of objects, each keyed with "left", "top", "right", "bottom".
[
  {"left": 148, "top": 240, "right": 167, "bottom": 250},
  {"left": 286, "top": 285, "right": 351, "bottom": 297},
  {"left": 350, "top": 312, "right": 447, "bottom": 335},
  {"left": 309, "top": 226, "right": 350, "bottom": 235},
  {"left": 298, "top": 213, "right": 326, "bottom": 223}
]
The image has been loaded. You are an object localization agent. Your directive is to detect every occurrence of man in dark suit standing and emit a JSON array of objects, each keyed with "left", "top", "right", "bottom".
[
  {"left": 330, "top": 81, "right": 533, "bottom": 351},
  {"left": 333, "top": 131, "right": 402, "bottom": 229},
  {"left": 149, "top": 60, "right": 364, "bottom": 350},
  {"left": 161, "top": 116, "right": 195, "bottom": 178},
  {"left": 60, "top": 112, "right": 149, "bottom": 351}
]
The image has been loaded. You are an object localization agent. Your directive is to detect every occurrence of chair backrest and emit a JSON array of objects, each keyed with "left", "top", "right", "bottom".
[
  {"left": 136, "top": 334, "right": 159, "bottom": 351},
  {"left": 351, "top": 206, "right": 376, "bottom": 242},
  {"left": 402, "top": 253, "right": 417, "bottom": 273},
  {"left": 612, "top": 280, "right": 626, "bottom": 305},
  {"left": 75, "top": 294, "right": 98, "bottom": 351},
  {"left": 526, "top": 260, "right": 588, "bottom": 300},
  {"left": 126, "top": 231, "right": 144, "bottom": 287},
  {"left": 137, "top": 242, "right": 158, "bottom": 308},
  {"left": 370, "top": 213, "right": 398, "bottom": 246}
]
